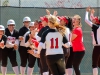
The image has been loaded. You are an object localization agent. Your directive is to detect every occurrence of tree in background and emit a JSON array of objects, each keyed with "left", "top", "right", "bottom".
[{"left": 2, "top": 0, "right": 9, "bottom": 6}]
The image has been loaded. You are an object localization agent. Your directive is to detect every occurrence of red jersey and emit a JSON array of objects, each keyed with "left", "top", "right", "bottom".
[{"left": 72, "top": 27, "right": 85, "bottom": 52}]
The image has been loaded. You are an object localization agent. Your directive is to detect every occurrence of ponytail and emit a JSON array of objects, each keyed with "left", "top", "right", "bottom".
[{"left": 54, "top": 22, "right": 66, "bottom": 36}]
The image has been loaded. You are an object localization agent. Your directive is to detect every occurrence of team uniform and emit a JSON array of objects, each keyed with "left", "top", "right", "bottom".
[
  {"left": 37, "top": 29, "right": 70, "bottom": 75},
  {"left": 18, "top": 26, "right": 29, "bottom": 74},
  {"left": 64, "top": 27, "right": 74, "bottom": 75},
  {"left": 63, "top": 28, "right": 70, "bottom": 63},
  {"left": 0, "top": 25, "right": 7, "bottom": 74},
  {"left": 36, "top": 26, "right": 49, "bottom": 75},
  {"left": 85, "top": 11, "right": 100, "bottom": 75},
  {"left": 59, "top": 16, "right": 74, "bottom": 75},
  {"left": 25, "top": 31, "right": 40, "bottom": 75},
  {"left": 1, "top": 27, "right": 19, "bottom": 75},
  {"left": 0, "top": 35, "right": 7, "bottom": 63},
  {"left": 72, "top": 27, "right": 85, "bottom": 75}
]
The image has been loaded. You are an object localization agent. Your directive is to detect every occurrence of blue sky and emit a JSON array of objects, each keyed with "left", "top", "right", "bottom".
[{"left": 1, "top": 0, "right": 100, "bottom": 8}]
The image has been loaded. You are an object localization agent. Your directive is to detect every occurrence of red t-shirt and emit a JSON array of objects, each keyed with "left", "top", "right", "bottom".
[{"left": 72, "top": 27, "right": 85, "bottom": 52}]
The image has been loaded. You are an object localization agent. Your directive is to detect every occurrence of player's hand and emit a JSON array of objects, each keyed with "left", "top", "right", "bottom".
[
  {"left": 0, "top": 42, "right": 4, "bottom": 48},
  {"left": 28, "top": 50, "right": 34, "bottom": 55},
  {"left": 86, "top": 7, "right": 91, "bottom": 12},
  {"left": 19, "top": 36, "right": 23, "bottom": 41},
  {"left": 46, "top": 9, "right": 50, "bottom": 15},
  {"left": 14, "top": 44, "right": 18, "bottom": 50},
  {"left": 28, "top": 50, "right": 40, "bottom": 58},
  {"left": 53, "top": 10, "right": 58, "bottom": 16},
  {"left": 34, "top": 53, "right": 40, "bottom": 58},
  {"left": 91, "top": 9, "right": 95, "bottom": 14}
]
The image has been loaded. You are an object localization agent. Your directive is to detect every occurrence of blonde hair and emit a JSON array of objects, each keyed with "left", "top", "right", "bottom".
[
  {"left": 73, "top": 15, "right": 82, "bottom": 27},
  {"left": 48, "top": 15, "right": 66, "bottom": 36}
]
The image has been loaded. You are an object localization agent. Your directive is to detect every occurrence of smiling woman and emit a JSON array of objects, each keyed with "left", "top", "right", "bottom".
[{"left": 71, "top": 14, "right": 85, "bottom": 75}]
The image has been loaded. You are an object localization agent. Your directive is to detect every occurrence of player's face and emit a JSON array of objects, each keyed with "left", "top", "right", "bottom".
[
  {"left": 42, "top": 21, "right": 47, "bottom": 27},
  {"left": 8, "top": 24, "right": 15, "bottom": 32},
  {"left": 29, "top": 26, "right": 35, "bottom": 31},
  {"left": 34, "top": 22, "right": 39, "bottom": 28},
  {"left": 31, "top": 30, "right": 36, "bottom": 37},
  {"left": 72, "top": 17, "right": 80, "bottom": 26},
  {"left": 23, "top": 21, "right": 30, "bottom": 28},
  {"left": 0, "top": 30, "right": 4, "bottom": 35},
  {"left": 60, "top": 20, "right": 66, "bottom": 26}
]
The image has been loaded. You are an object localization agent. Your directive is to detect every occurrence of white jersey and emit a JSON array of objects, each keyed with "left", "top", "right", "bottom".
[
  {"left": 5, "top": 28, "right": 19, "bottom": 48},
  {"left": 38, "top": 29, "right": 70, "bottom": 55}
]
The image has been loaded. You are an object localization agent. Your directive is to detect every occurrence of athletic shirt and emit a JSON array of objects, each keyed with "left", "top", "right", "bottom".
[
  {"left": 40, "top": 29, "right": 69, "bottom": 55},
  {"left": 19, "top": 26, "right": 29, "bottom": 46},
  {"left": 65, "top": 27, "right": 72, "bottom": 46},
  {"left": 72, "top": 27, "right": 85, "bottom": 52},
  {"left": 37, "top": 26, "right": 49, "bottom": 49},
  {"left": 5, "top": 28, "right": 19, "bottom": 48},
  {"left": 37, "top": 26, "right": 49, "bottom": 37}
]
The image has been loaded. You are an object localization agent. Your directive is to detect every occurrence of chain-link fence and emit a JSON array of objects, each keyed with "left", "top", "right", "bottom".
[{"left": 0, "top": 0, "right": 100, "bottom": 75}]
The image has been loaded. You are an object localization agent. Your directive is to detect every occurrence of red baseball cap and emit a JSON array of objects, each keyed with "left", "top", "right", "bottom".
[
  {"left": 60, "top": 16, "right": 68, "bottom": 24},
  {"left": 40, "top": 16, "right": 48, "bottom": 23}
]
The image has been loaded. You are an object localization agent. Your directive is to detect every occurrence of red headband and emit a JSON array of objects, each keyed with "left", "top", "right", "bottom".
[
  {"left": 40, "top": 16, "right": 48, "bottom": 23},
  {"left": 60, "top": 16, "right": 68, "bottom": 24},
  {"left": 93, "top": 17, "right": 100, "bottom": 25}
]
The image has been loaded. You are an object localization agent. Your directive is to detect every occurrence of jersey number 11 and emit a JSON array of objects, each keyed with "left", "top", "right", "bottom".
[{"left": 50, "top": 38, "right": 59, "bottom": 49}]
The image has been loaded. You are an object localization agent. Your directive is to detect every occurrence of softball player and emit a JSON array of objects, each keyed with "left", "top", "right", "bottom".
[
  {"left": 37, "top": 15, "right": 70, "bottom": 75},
  {"left": 71, "top": 15, "right": 85, "bottom": 75},
  {"left": 18, "top": 16, "right": 31, "bottom": 75},
  {"left": 24, "top": 22, "right": 40, "bottom": 75},
  {"left": 60, "top": 16, "right": 73, "bottom": 75},
  {"left": 85, "top": 7, "right": 100, "bottom": 75},
  {"left": 90, "top": 9, "right": 100, "bottom": 69},
  {"left": 0, "top": 25, "right": 7, "bottom": 63},
  {"left": 36, "top": 16, "right": 49, "bottom": 75},
  {"left": 1, "top": 19, "right": 19, "bottom": 75}
]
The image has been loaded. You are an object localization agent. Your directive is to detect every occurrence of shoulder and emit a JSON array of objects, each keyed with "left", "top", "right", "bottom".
[
  {"left": 40, "top": 27, "right": 45, "bottom": 31},
  {"left": 25, "top": 31, "right": 30, "bottom": 34},
  {"left": 25, "top": 32, "right": 30, "bottom": 37},
  {"left": 74, "top": 27, "right": 82, "bottom": 31},
  {"left": 42, "top": 29, "right": 50, "bottom": 35},
  {"left": 19, "top": 26, "right": 25, "bottom": 31},
  {"left": 73, "top": 27, "right": 82, "bottom": 34},
  {"left": 5, "top": 28, "right": 9, "bottom": 31},
  {"left": 66, "top": 28, "right": 70, "bottom": 32},
  {"left": 92, "top": 24, "right": 99, "bottom": 29}
]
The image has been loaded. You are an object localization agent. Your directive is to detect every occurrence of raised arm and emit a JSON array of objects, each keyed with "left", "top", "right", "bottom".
[
  {"left": 85, "top": 7, "right": 93, "bottom": 27},
  {"left": 90, "top": 9, "right": 95, "bottom": 21}
]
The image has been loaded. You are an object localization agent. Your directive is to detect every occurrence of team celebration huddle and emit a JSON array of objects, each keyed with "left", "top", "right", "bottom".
[{"left": 0, "top": 7, "right": 100, "bottom": 75}]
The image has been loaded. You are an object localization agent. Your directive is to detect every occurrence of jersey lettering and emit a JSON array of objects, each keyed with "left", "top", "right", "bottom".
[{"left": 50, "top": 38, "right": 59, "bottom": 49}]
